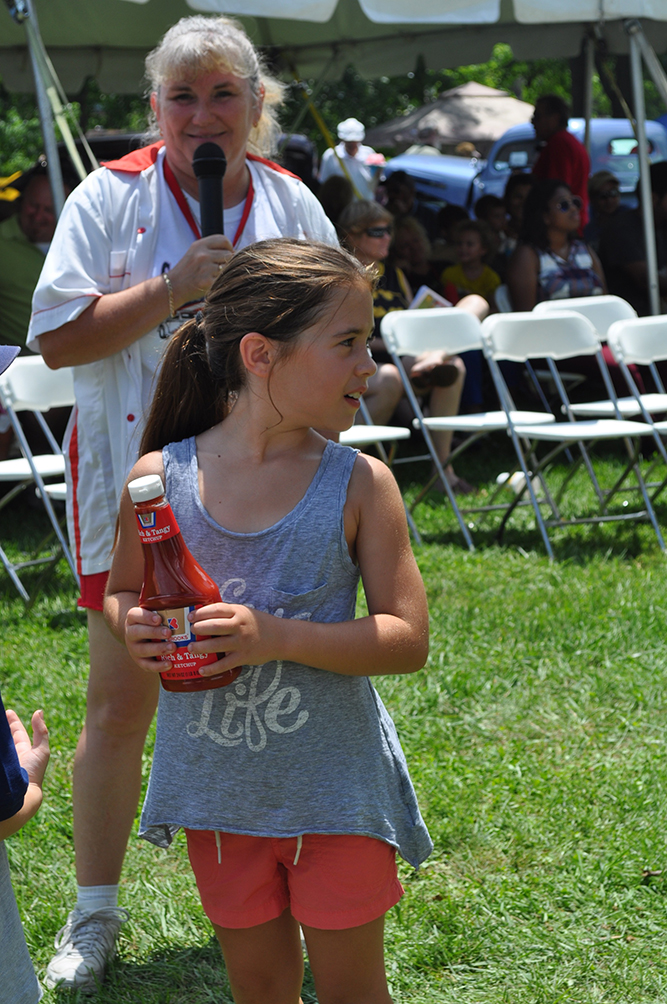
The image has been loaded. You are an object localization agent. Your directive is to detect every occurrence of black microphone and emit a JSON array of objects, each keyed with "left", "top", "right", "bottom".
[{"left": 192, "top": 142, "right": 227, "bottom": 237}]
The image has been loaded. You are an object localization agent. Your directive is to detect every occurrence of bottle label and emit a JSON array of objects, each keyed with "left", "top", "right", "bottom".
[
  {"left": 155, "top": 604, "right": 220, "bottom": 681},
  {"left": 135, "top": 507, "right": 180, "bottom": 543}
]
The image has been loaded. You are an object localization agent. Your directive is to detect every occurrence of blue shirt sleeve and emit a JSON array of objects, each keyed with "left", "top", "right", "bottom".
[{"left": 0, "top": 691, "right": 28, "bottom": 823}]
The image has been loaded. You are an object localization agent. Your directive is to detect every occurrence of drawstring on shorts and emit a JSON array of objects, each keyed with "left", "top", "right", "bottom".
[
  {"left": 293, "top": 834, "right": 303, "bottom": 866},
  {"left": 215, "top": 830, "right": 222, "bottom": 865}
]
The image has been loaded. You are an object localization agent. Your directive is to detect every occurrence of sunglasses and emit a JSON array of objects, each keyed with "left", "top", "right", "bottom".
[
  {"left": 364, "top": 226, "right": 393, "bottom": 238},
  {"left": 598, "top": 189, "right": 620, "bottom": 199},
  {"left": 555, "top": 196, "right": 583, "bottom": 213}
]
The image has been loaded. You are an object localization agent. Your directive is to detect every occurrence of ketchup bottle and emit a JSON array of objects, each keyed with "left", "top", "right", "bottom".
[{"left": 128, "top": 474, "right": 241, "bottom": 693}]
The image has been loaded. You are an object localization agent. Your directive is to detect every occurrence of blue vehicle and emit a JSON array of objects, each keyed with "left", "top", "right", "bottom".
[
  {"left": 471, "top": 118, "right": 667, "bottom": 207},
  {"left": 381, "top": 152, "right": 480, "bottom": 211},
  {"left": 381, "top": 118, "right": 667, "bottom": 215}
]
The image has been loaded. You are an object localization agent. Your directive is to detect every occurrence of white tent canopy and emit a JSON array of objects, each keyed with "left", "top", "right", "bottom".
[{"left": 2, "top": 0, "right": 667, "bottom": 92}]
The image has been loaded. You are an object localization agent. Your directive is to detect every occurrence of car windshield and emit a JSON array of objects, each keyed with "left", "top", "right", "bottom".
[
  {"left": 607, "top": 137, "right": 655, "bottom": 156},
  {"left": 492, "top": 139, "right": 539, "bottom": 173}
]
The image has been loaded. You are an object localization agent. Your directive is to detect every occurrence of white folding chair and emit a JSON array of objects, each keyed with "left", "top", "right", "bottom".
[
  {"left": 532, "top": 295, "right": 657, "bottom": 418},
  {"left": 482, "top": 311, "right": 665, "bottom": 558},
  {"left": 380, "top": 308, "right": 556, "bottom": 549},
  {"left": 495, "top": 284, "right": 513, "bottom": 313},
  {"left": 0, "top": 356, "right": 78, "bottom": 604},
  {"left": 340, "top": 398, "right": 420, "bottom": 543},
  {"left": 604, "top": 315, "right": 667, "bottom": 497}
]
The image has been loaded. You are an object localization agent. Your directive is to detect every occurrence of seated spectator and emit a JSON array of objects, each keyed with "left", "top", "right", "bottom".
[
  {"left": 318, "top": 174, "right": 354, "bottom": 228},
  {"left": 502, "top": 173, "right": 534, "bottom": 255},
  {"left": 475, "top": 194, "right": 509, "bottom": 278},
  {"left": 339, "top": 200, "right": 485, "bottom": 494},
  {"left": 390, "top": 216, "right": 446, "bottom": 296},
  {"left": 584, "top": 170, "right": 627, "bottom": 253},
  {"left": 441, "top": 220, "right": 501, "bottom": 411},
  {"left": 507, "top": 179, "right": 604, "bottom": 309},
  {"left": 431, "top": 203, "right": 470, "bottom": 264},
  {"left": 507, "top": 178, "right": 639, "bottom": 396},
  {"left": 475, "top": 194, "right": 507, "bottom": 236},
  {"left": 0, "top": 162, "right": 75, "bottom": 460},
  {"left": 442, "top": 219, "right": 501, "bottom": 306},
  {"left": 599, "top": 161, "right": 667, "bottom": 317},
  {"left": 384, "top": 170, "right": 438, "bottom": 240}
]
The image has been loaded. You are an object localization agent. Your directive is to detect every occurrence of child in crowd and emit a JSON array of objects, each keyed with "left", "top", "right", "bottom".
[
  {"left": 0, "top": 343, "right": 51, "bottom": 1004},
  {"left": 474, "top": 195, "right": 507, "bottom": 239},
  {"left": 431, "top": 203, "right": 469, "bottom": 264},
  {"left": 441, "top": 222, "right": 501, "bottom": 412},
  {"left": 441, "top": 219, "right": 501, "bottom": 307},
  {"left": 105, "top": 239, "right": 432, "bottom": 1004}
]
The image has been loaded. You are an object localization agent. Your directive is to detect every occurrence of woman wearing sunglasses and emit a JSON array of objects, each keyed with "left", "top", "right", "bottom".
[
  {"left": 505, "top": 179, "right": 641, "bottom": 396},
  {"left": 507, "top": 178, "right": 607, "bottom": 311},
  {"left": 338, "top": 199, "right": 480, "bottom": 494}
]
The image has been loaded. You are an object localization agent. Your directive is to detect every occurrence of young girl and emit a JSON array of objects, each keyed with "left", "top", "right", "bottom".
[
  {"left": 441, "top": 219, "right": 501, "bottom": 307},
  {"left": 104, "top": 238, "right": 432, "bottom": 1004}
]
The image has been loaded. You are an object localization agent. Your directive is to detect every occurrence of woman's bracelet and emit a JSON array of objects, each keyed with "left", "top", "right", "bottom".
[{"left": 162, "top": 272, "right": 176, "bottom": 318}]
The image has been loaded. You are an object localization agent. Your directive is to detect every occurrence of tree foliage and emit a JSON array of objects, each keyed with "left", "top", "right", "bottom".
[{"left": 1, "top": 43, "right": 665, "bottom": 175}]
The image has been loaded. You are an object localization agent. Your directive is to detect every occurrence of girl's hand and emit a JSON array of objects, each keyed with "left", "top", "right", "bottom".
[
  {"left": 168, "top": 235, "right": 234, "bottom": 306},
  {"left": 124, "top": 606, "right": 176, "bottom": 672},
  {"left": 187, "top": 603, "right": 280, "bottom": 675},
  {"left": 6, "top": 709, "right": 50, "bottom": 788}
]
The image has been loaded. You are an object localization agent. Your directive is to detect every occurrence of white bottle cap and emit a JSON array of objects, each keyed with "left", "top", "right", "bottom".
[{"left": 128, "top": 474, "right": 165, "bottom": 503}]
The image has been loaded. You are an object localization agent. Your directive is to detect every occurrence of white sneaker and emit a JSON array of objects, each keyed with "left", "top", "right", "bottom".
[{"left": 45, "top": 906, "right": 129, "bottom": 992}]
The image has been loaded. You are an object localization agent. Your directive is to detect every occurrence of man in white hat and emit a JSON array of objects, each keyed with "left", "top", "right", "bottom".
[{"left": 319, "top": 117, "right": 379, "bottom": 200}]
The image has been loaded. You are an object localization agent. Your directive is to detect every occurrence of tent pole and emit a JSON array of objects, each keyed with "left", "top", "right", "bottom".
[
  {"left": 629, "top": 19, "right": 667, "bottom": 108},
  {"left": 583, "top": 33, "right": 594, "bottom": 155},
  {"left": 627, "top": 21, "right": 660, "bottom": 316},
  {"left": 7, "top": 0, "right": 65, "bottom": 217}
]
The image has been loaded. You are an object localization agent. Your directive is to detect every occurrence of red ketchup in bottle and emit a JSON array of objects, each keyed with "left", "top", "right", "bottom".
[{"left": 128, "top": 474, "right": 240, "bottom": 693}]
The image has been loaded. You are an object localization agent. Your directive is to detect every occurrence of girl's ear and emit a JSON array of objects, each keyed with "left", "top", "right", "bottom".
[{"left": 239, "top": 332, "right": 276, "bottom": 378}]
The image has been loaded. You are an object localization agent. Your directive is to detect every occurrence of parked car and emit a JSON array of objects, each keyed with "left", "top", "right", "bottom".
[
  {"left": 381, "top": 152, "right": 481, "bottom": 212},
  {"left": 471, "top": 117, "right": 667, "bottom": 207},
  {"left": 381, "top": 118, "right": 667, "bottom": 217}
]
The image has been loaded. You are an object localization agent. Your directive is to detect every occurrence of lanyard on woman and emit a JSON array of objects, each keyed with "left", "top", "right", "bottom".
[{"left": 163, "top": 157, "right": 254, "bottom": 248}]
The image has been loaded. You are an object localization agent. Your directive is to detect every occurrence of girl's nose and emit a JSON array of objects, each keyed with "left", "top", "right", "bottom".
[{"left": 357, "top": 348, "right": 377, "bottom": 378}]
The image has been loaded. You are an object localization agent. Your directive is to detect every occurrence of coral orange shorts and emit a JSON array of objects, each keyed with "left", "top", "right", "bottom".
[
  {"left": 77, "top": 571, "right": 109, "bottom": 612},
  {"left": 184, "top": 830, "right": 404, "bottom": 931}
]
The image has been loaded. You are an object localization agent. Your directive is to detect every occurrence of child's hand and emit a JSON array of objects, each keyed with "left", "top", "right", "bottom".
[
  {"left": 124, "top": 606, "right": 176, "bottom": 671},
  {"left": 6, "top": 709, "right": 49, "bottom": 788},
  {"left": 187, "top": 603, "right": 281, "bottom": 674}
]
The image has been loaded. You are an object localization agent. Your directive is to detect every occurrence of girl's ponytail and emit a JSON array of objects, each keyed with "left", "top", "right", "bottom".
[{"left": 140, "top": 317, "right": 224, "bottom": 455}]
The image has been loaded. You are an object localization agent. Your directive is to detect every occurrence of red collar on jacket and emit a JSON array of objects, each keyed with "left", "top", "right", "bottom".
[{"left": 102, "top": 141, "right": 298, "bottom": 180}]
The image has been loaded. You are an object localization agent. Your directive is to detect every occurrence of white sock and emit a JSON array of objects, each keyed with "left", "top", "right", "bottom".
[{"left": 76, "top": 884, "right": 119, "bottom": 913}]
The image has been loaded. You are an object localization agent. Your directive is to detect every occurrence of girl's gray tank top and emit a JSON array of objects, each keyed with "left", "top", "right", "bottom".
[{"left": 139, "top": 437, "right": 432, "bottom": 869}]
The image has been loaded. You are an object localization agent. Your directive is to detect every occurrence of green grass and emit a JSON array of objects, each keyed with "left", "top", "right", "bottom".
[{"left": 4, "top": 439, "right": 667, "bottom": 1001}]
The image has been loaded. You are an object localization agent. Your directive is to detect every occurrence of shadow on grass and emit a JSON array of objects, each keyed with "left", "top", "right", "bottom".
[
  {"left": 393, "top": 435, "right": 667, "bottom": 564},
  {"left": 52, "top": 939, "right": 319, "bottom": 1004}
]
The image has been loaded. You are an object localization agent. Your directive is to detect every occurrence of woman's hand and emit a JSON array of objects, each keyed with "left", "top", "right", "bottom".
[
  {"left": 124, "top": 606, "right": 177, "bottom": 672},
  {"left": 187, "top": 603, "right": 281, "bottom": 675},
  {"left": 168, "top": 234, "right": 234, "bottom": 307}
]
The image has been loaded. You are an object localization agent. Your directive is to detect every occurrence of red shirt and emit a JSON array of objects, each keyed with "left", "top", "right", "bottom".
[{"left": 533, "top": 129, "right": 590, "bottom": 225}]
